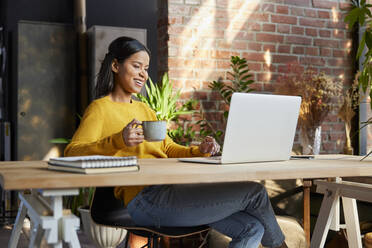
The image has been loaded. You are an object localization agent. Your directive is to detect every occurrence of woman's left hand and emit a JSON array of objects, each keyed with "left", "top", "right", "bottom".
[{"left": 199, "top": 136, "right": 220, "bottom": 155}]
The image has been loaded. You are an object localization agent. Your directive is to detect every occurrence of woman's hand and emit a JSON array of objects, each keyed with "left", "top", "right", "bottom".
[
  {"left": 122, "top": 119, "right": 144, "bottom": 147},
  {"left": 199, "top": 136, "right": 220, "bottom": 155}
]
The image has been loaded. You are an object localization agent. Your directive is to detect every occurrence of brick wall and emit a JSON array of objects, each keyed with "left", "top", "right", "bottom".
[{"left": 158, "top": 0, "right": 354, "bottom": 154}]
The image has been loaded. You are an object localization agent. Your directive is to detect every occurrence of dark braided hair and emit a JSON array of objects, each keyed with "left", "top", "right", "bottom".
[{"left": 95, "top": 37, "right": 150, "bottom": 99}]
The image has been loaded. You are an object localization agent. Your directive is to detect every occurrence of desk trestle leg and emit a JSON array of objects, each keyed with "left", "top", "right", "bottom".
[
  {"left": 8, "top": 190, "right": 81, "bottom": 248},
  {"left": 311, "top": 180, "right": 372, "bottom": 248},
  {"left": 342, "top": 197, "right": 362, "bottom": 248},
  {"left": 8, "top": 201, "right": 28, "bottom": 248},
  {"left": 310, "top": 188, "right": 340, "bottom": 248}
]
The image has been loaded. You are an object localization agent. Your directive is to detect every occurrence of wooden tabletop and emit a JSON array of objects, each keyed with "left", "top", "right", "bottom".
[{"left": 0, "top": 155, "right": 371, "bottom": 190}]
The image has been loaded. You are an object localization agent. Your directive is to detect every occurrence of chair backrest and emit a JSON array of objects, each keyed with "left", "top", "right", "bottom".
[{"left": 90, "top": 187, "right": 136, "bottom": 227}]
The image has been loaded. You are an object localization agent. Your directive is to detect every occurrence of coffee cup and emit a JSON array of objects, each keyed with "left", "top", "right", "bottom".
[{"left": 142, "top": 121, "right": 167, "bottom": 142}]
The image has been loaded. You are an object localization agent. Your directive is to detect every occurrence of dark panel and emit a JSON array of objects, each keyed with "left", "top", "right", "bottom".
[
  {"left": 17, "top": 21, "right": 76, "bottom": 160},
  {"left": 86, "top": 0, "right": 158, "bottom": 81}
]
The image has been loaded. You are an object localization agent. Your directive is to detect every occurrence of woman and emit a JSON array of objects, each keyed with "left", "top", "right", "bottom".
[{"left": 65, "top": 37, "right": 287, "bottom": 248}]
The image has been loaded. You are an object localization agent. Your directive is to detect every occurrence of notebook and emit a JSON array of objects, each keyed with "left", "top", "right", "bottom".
[
  {"left": 48, "top": 155, "right": 139, "bottom": 174},
  {"left": 178, "top": 93, "right": 301, "bottom": 164}
]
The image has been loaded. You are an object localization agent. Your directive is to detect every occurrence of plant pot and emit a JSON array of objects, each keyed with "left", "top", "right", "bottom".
[
  {"left": 300, "top": 125, "right": 322, "bottom": 155},
  {"left": 78, "top": 207, "right": 127, "bottom": 248}
]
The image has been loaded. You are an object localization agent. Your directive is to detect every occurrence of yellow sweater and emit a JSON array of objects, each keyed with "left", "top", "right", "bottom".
[{"left": 64, "top": 96, "right": 207, "bottom": 205}]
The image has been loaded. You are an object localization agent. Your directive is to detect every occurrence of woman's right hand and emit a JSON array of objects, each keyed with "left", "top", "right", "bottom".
[{"left": 122, "top": 119, "right": 144, "bottom": 147}]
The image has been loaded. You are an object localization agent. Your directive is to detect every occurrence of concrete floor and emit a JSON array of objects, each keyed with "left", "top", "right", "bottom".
[{"left": 0, "top": 222, "right": 99, "bottom": 248}]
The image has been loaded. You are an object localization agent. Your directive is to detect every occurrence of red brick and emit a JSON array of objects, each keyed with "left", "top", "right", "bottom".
[
  {"left": 277, "top": 5, "right": 289, "bottom": 14},
  {"left": 193, "top": 49, "right": 210, "bottom": 59},
  {"left": 247, "top": 42, "right": 262, "bottom": 51},
  {"left": 277, "top": 24, "right": 290, "bottom": 33},
  {"left": 339, "top": 39, "right": 352, "bottom": 49},
  {"left": 278, "top": 45, "right": 291, "bottom": 53},
  {"left": 216, "top": 0, "right": 228, "bottom": 8},
  {"left": 263, "top": 44, "right": 276, "bottom": 52},
  {"left": 217, "top": 40, "right": 232, "bottom": 49},
  {"left": 201, "top": 101, "right": 217, "bottom": 110},
  {"left": 262, "top": 3, "right": 275, "bottom": 12},
  {"left": 300, "top": 18, "right": 326, "bottom": 27},
  {"left": 250, "top": 13, "right": 270, "bottom": 22},
  {"left": 283, "top": 0, "right": 310, "bottom": 7},
  {"left": 313, "top": 0, "right": 338, "bottom": 9},
  {"left": 327, "top": 58, "right": 348, "bottom": 66},
  {"left": 168, "top": 16, "right": 183, "bottom": 25},
  {"left": 250, "top": 82, "right": 263, "bottom": 91},
  {"left": 272, "top": 54, "right": 298, "bottom": 63},
  {"left": 210, "top": 50, "right": 230, "bottom": 59},
  {"left": 332, "top": 29, "right": 345, "bottom": 39},
  {"left": 200, "top": 60, "right": 216, "bottom": 69},
  {"left": 233, "top": 41, "right": 248, "bottom": 50},
  {"left": 320, "top": 67, "right": 332, "bottom": 75},
  {"left": 168, "top": 5, "right": 191, "bottom": 15},
  {"left": 300, "top": 57, "right": 325, "bottom": 66},
  {"left": 306, "top": 47, "right": 319, "bottom": 56},
  {"left": 209, "top": 91, "right": 223, "bottom": 101},
  {"left": 304, "top": 9, "right": 317, "bottom": 18},
  {"left": 292, "top": 26, "right": 304, "bottom": 35},
  {"left": 320, "top": 48, "right": 332, "bottom": 56},
  {"left": 327, "top": 22, "right": 347, "bottom": 29},
  {"left": 247, "top": 23, "right": 261, "bottom": 32},
  {"left": 256, "top": 33, "right": 284, "bottom": 43},
  {"left": 242, "top": 52, "right": 266, "bottom": 62},
  {"left": 286, "top": 36, "right": 312, "bottom": 45},
  {"left": 215, "top": 19, "right": 229, "bottom": 29},
  {"left": 168, "top": 69, "right": 194, "bottom": 78},
  {"left": 271, "top": 14, "right": 298, "bottom": 25},
  {"left": 305, "top": 28, "right": 318, "bottom": 36},
  {"left": 263, "top": 24, "right": 276, "bottom": 32},
  {"left": 319, "top": 29, "right": 331, "bottom": 37},
  {"left": 318, "top": 10, "right": 330, "bottom": 19},
  {"left": 339, "top": 2, "right": 352, "bottom": 10},
  {"left": 290, "top": 7, "right": 304, "bottom": 16},
  {"left": 333, "top": 49, "right": 346, "bottom": 57},
  {"left": 293, "top": 46, "right": 305, "bottom": 54},
  {"left": 314, "top": 38, "right": 339, "bottom": 48},
  {"left": 322, "top": 142, "right": 335, "bottom": 151},
  {"left": 247, "top": 62, "right": 262, "bottom": 71}
]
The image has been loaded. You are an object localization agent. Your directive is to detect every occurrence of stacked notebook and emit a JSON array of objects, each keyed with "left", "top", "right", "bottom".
[{"left": 48, "top": 155, "right": 139, "bottom": 174}]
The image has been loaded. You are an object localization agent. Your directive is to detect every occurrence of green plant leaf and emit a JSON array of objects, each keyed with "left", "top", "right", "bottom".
[{"left": 49, "top": 138, "right": 71, "bottom": 144}]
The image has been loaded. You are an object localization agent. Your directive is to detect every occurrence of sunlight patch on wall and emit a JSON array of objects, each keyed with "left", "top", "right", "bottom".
[
  {"left": 264, "top": 49, "right": 272, "bottom": 81},
  {"left": 179, "top": 0, "right": 216, "bottom": 87},
  {"left": 226, "top": 0, "right": 259, "bottom": 43}
]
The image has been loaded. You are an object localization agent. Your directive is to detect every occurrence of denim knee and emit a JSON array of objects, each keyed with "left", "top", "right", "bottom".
[{"left": 236, "top": 218, "right": 264, "bottom": 240}]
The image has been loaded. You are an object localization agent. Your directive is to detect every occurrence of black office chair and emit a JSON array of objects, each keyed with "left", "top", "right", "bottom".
[{"left": 90, "top": 187, "right": 210, "bottom": 248}]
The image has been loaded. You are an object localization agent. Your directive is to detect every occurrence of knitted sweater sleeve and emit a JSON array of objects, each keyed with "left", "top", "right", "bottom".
[
  {"left": 64, "top": 102, "right": 126, "bottom": 156},
  {"left": 162, "top": 136, "right": 210, "bottom": 158}
]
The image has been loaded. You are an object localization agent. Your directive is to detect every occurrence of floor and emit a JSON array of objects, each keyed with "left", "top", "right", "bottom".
[{"left": 0, "top": 221, "right": 99, "bottom": 248}]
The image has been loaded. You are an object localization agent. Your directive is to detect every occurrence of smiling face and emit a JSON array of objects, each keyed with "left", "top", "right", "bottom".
[{"left": 111, "top": 50, "right": 150, "bottom": 102}]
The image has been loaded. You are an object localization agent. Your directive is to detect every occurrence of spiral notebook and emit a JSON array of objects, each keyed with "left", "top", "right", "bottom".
[{"left": 48, "top": 155, "right": 139, "bottom": 174}]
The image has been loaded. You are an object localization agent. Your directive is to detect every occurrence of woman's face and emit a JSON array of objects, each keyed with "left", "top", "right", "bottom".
[{"left": 112, "top": 50, "right": 150, "bottom": 96}]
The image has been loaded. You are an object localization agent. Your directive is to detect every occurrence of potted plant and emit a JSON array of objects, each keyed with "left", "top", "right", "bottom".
[
  {"left": 197, "top": 55, "right": 255, "bottom": 146},
  {"left": 136, "top": 72, "right": 194, "bottom": 123},
  {"left": 275, "top": 62, "right": 342, "bottom": 155},
  {"left": 344, "top": 1, "right": 372, "bottom": 158}
]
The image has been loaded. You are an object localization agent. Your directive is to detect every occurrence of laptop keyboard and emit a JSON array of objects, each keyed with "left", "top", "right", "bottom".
[{"left": 207, "top": 156, "right": 222, "bottom": 160}]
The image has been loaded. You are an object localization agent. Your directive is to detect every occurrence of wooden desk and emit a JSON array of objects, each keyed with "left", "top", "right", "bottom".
[{"left": 1, "top": 155, "right": 371, "bottom": 248}]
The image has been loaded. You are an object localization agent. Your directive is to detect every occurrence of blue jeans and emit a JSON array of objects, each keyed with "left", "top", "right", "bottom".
[{"left": 127, "top": 182, "right": 285, "bottom": 248}]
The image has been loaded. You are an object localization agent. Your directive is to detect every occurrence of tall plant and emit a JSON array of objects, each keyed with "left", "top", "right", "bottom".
[
  {"left": 136, "top": 73, "right": 194, "bottom": 123},
  {"left": 345, "top": 0, "right": 372, "bottom": 110},
  {"left": 198, "top": 56, "right": 255, "bottom": 145}
]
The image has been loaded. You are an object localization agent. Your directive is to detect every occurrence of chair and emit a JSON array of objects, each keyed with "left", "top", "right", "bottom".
[{"left": 90, "top": 187, "right": 210, "bottom": 248}]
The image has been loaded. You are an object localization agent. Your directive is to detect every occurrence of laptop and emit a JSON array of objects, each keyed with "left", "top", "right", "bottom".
[{"left": 178, "top": 93, "right": 301, "bottom": 164}]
